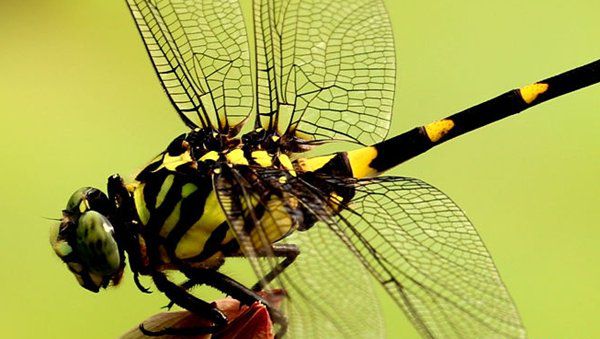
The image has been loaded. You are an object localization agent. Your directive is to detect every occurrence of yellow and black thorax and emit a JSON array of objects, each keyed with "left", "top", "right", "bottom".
[{"left": 129, "top": 129, "right": 354, "bottom": 272}]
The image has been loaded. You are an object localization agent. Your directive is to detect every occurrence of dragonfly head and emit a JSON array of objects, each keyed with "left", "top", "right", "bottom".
[{"left": 50, "top": 187, "right": 125, "bottom": 293}]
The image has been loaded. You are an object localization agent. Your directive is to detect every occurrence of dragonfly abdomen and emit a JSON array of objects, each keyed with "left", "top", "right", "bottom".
[{"left": 345, "top": 60, "right": 600, "bottom": 177}]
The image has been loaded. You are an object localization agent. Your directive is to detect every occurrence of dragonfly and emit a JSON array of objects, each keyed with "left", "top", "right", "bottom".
[{"left": 48, "top": 0, "right": 599, "bottom": 338}]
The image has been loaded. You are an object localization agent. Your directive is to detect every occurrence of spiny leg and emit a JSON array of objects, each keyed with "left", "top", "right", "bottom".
[
  {"left": 182, "top": 267, "right": 289, "bottom": 337},
  {"left": 140, "top": 271, "right": 227, "bottom": 337},
  {"left": 226, "top": 244, "right": 300, "bottom": 292},
  {"left": 250, "top": 244, "right": 299, "bottom": 292},
  {"left": 162, "top": 279, "right": 198, "bottom": 310}
]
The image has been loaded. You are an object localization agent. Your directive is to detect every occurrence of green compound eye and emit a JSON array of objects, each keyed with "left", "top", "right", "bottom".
[
  {"left": 75, "top": 211, "right": 121, "bottom": 278},
  {"left": 51, "top": 187, "right": 123, "bottom": 293}
]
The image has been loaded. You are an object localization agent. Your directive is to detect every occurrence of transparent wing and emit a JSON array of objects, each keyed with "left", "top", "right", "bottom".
[
  {"left": 298, "top": 175, "right": 527, "bottom": 339},
  {"left": 277, "top": 220, "right": 384, "bottom": 338},
  {"left": 213, "top": 168, "right": 384, "bottom": 338},
  {"left": 254, "top": 0, "right": 396, "bottom": 144},
  {"left": 127, "top": 0, "right": 253, "bottom": 132}
]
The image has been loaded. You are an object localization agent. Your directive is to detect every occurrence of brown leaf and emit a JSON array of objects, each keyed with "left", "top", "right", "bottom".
[{"left": 121, "top": 292, "right": 284, "bottom": 339}]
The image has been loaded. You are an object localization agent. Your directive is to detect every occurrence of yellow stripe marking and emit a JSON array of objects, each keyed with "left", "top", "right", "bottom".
[
  {"left": 226, "top": 148, "right": 249, "bottom": 166},
  {"left": 296, "top": 154, "right": 335, "bottom": 172},
  {"left": 519, "top": 82, "right": 549, "bottom": 104},
  {"left": 175, "top": 191, "right": 225, "bottom": 259},
  {"left": 250, "top": 197, "right": 294, "bottom": 247},
  {"left": 200, "top": 151, "right": 219, "bottom": 162},
  {"left": 347, "top": 146, "right": 378, "bottom": 178},
  {"left": 330, "top": 192, "right": 343, "bottom": 204},
  {"left": 278, "top": 154, "right": 296, "bottom": 176},
  {"left": 153, "top": 149, "right": 194, "bottom": 172},
  {"left": 78, "top": 202, "right": 86, "bottom": 214},
  {"left": 425, "top": 119, "right": 455, "bottom": 142},
  {"left": 159, "top": 200, "right": 181, "bottom": 238},
  {"left": 181, "top": 183, "right": 198, "bottom": 198},
  {"left": 134, "top": 184, "right": 150, "bottom": 225},
  {"left": 161, "top": 183, "right": 198, "bottom": 238},
  {"left": 126, "top": 183, "right": 137, "bottom": 193},
  {"left": 155, "top": 174, "right": 174, "bottom": 208},
  {"left": 251, "top": 150, "right": 273, "bottom": 167}
]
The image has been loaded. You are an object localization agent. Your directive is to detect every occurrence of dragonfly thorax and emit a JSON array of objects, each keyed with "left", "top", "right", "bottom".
[
  {"left": 171, "top": 127, "right": 296, "bottom": 174},
  {"left": 124, "top": 129, "right": 308, "bottom": 273}
]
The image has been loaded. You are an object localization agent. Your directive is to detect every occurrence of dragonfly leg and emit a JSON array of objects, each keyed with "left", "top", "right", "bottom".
[
  {"left": 140, "top": 271, "right": 227, "bottom": 336},
  {"left": 250, "top": 244, "right": 299, "bottom": 291},
  {"left": 162, "top": 279, "right": 198, "bottom": 310},
  {"left": 182, "top": 268, "right": 289, "bottom": 337}
]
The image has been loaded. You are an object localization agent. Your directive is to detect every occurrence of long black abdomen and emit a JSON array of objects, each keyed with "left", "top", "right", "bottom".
[{"left": 353, "top": 59, "right": 600, "bottom": 176}]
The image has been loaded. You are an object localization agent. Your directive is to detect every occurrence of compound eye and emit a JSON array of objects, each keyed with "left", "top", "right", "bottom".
[
  {"left": 75, "top": 211, "right": 121, "bottom": 278},
  {"left": 51, "top": 210, "right": 123, "bottom": 292},
  {"left": 65, "top": 187, "right": 111, "bottom": 217}
]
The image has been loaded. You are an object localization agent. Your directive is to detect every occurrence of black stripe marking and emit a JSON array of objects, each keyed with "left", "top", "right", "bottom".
[
  {"left": 141, "top": 170, "right": 182, "bottom": 266},
  {"left": 135, "top": 155, "right": 164, "bottom": 182},
  {"left": 220, "top": 239, "right": 240, "bottom": 256},
  {"left": 369, "top": 128, "right": 432, "bottom": 173},
  {"left": 186, "top": 222, "right": 230, "bottom": 262},
  {"left": 164, "top": 178, "right": 212, "bottom": 259},
  {"left": 166, "top": 134, "right": 187, "bottom": 156},
  {"left": 315, "top": 152, "right": 353, "bottom": 177}
]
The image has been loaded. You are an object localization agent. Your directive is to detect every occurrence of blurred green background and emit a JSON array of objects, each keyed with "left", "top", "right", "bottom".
[{"left": 1, "top": 0, "right": 598, "bottom": 338}]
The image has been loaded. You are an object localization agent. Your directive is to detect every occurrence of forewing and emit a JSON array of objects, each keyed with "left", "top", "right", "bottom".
[
  {"left": 303, "top": 175, "right": 527, "bottom": 338},
  {"left": 254, "top": 0, "right": 395, "bottom": 144},
  {"left": 127, "top": 0, "right": 253, "bottom": 132},
  {"left": 213, "top": 168, "right": 384, "bottom": 338}
]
